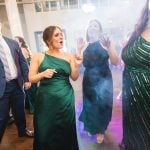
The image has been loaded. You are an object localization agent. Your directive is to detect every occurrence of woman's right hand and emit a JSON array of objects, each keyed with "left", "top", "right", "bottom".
[
  {"left": 41, "top": 69, "right": 57, "bottom": 79},
  {"left": 76, "top": 37, "right": 85, "bottom": 55}
]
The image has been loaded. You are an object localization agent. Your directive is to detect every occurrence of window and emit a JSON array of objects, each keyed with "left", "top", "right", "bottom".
[
  {"left": 42, "top": 1, "right": 50, "bottom": 12},
  {"left": 69, "top": 0, "right": 78, "bottom": 5},
  {"left": 35, "top": 2, "right": 43, "bottom": 12},
  {"left": 50, "top": 1, "right": 58, "bottom": 11},
  {"left": 35, "top": 31, "right": 47, "bottom": 52},
  {"left": 34, "top": 0, "right": 58, "bottom": 12},
  {"left": 63, "top": 0, "right": 78, "bottom": 8}
]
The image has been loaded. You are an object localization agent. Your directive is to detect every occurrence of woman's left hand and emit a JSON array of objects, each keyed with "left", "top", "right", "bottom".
[{"left": 100, "top": 35, "right": 111, "bottom": 49}]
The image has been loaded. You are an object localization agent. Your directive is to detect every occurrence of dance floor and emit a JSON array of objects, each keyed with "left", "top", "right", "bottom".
[{"left": 0, "top": 68, "right": 123, "bottom": 150}]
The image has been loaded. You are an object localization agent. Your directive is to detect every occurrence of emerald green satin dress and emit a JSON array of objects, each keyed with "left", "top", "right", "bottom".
[{"left": 33, "top": 54, "right": 79, "bottom": 150}]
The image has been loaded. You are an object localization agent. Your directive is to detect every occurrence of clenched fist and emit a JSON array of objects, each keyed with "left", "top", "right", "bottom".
[{"left": 41, "top": 69, "right": 57, "bottom": 79}]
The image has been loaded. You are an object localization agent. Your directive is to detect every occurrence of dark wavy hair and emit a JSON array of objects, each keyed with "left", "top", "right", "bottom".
[
  {"left": 15, "top": 36, "right": 31, "bottom": 58},
  {"left": 122, "top": 0, "right": 149, "bottom": 51},
  {"left": 86, "top": 19, "right": 102, "bottom": 42},
  {"left": 15, "top": 36, "right": 28, "bottom": 49},
  {"left": 43, "top": 25, "right": 62, "bottom": 47}
]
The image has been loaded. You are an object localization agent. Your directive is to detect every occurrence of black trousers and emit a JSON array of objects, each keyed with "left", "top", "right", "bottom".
[{"left": 0, "top": 79, "right": 26, "bottom": 143}]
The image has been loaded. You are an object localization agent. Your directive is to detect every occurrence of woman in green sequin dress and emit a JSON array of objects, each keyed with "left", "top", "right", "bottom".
[
  {"left": 122, "top": 1, "right": 150, "bottom": 149},
  {"left": 29, "top": 26, "right": 82, "bottom": 150}
]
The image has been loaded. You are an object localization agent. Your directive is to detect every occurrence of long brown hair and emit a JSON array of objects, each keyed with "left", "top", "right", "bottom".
[
  {"left": 15, "top": 36, "right": 28, "bottom": 49},
  {"left": 86, "top": 19, "right": 102, "bottom": 42},
  {"left": 122, "top": 0, "right": 149, "bottom": 51},
  {"left": 15, "top": 36, "right": 31, "bottom": 58},
  {"left": 43, "top": 26, "right": 62, "bottom": 47}
]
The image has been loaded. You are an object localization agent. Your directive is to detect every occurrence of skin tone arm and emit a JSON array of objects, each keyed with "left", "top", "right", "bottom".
[
  {"left": 100, "top": 36, "right": 120, "bottom": 65},
  {"left": 69, "top": 53, "right": 83, "bottom": 81},
  {"left": 29, "top": 53, "right": 57, "bottom": 83},
  {"left": 76, "top": 37, "right": 87, "bottom": 56},
  {"left": 68, "top": 38, "right": 84, "bottom": 81},
  {"left": 107, "top": 41, "right": 120, "bottom": 65}
]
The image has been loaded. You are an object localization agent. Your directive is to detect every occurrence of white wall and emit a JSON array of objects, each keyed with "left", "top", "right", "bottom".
[
  {"left": 0, "top": 5, "right": 11, "bottom": 37},
  {"left": 23, "top": 2, "right": 144, "bottom": 53}
]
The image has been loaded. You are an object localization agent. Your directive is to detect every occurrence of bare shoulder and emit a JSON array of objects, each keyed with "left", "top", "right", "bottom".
[
  {"left": 141, "top": 32, "right": 150, "bottom": 42},
  {"left": 33, "top": 52, "right": 44, "bottom": 57},
  {"left": 32, "top": 52, "right": 45, "bottom": 63}
]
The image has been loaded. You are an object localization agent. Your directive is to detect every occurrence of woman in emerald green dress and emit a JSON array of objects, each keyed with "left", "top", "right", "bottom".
[
  {"left": 122, "top": 0, "right": 150, "bottom": 149},
  {"left": 29, "top": 26, "right": 82, "bottom": 150}
]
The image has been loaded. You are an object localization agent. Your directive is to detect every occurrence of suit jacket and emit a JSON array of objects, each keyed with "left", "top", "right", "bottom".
[{"left": 0, "top": 36, "right": 29, "bottom": 98}]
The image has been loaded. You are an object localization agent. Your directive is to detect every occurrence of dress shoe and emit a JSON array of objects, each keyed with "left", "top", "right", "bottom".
[
  {"left": 7, "top": 116, "right": 15, "bottom": 125},
  {"left": 87, "top": 132, "right": 92, "bottom": 136},
  {"left": 19, "top": 129, "right": 34, "bottom": 138}
]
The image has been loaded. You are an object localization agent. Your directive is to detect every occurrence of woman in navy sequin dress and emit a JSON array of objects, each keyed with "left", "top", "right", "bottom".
[{"left": 78, "top": 19, "right": 119, "bottom": 143}]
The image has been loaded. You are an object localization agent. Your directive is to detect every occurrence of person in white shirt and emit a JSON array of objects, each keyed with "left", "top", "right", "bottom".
[{"left": 0, "top": 21, "right": 33, "bottom": 143}]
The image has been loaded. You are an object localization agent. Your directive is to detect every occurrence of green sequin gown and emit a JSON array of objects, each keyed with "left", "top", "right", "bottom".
[
  {"left": 33, "top": 54, "right": 79, "bottom": 150},
  {"left": 122, "top": 36, "right": 150, "bottom": 150}
]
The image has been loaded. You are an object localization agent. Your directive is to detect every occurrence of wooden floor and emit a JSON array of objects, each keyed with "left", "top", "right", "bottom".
[
  {"left": 0, "top": 69, "right": 123, "bottom": 150},
  {"left": 0, "top": 114, "right": 34, "bottom": 150}
]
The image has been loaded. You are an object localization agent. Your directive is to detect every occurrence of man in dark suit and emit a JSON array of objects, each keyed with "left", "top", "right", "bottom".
[{"left": 0, "top": 21, "right": 33, "bottom": 143}]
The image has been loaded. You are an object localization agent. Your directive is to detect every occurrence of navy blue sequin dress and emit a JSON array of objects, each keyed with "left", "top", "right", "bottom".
[{"left": 79, "top": 41, "right": 113, "bottom": 134}]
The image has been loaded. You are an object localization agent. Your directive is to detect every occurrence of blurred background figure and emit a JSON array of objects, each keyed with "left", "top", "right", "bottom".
[
  {"left": 78, "top": 19, "right": 119, "bottom": 144},
  {"left": 121, "top": 0, "right": 150, "bottom": 149},
  {"left": 15, "top": 36, "right": 37, "bottom": 114},
  {"left": 0, "top": 21, "right": 33, "bottom": 143}
]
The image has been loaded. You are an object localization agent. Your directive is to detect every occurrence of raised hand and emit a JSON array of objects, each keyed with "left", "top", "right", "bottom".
[
  {"left": 76, "top": 37, "right": 85, "bottom": 55},
  {"left": 100, "top": 35, "right": 111, "bottom": 49},
  {"left": 74, "top": 54, "right": 83, "bottom": 67}
]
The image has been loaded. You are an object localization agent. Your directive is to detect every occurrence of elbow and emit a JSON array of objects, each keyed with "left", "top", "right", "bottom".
[
  {"left": 111, "top": 58, "right": 120, "bottom": 66},
  {"left": 112, "top": 61, "right": 119, "bottom": 66},
  {"left": 70, "top": 74, "right": 79, "bottom": 81},
  {"left": 71, "top": 76, "right": 78, "bottom": 81}
]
